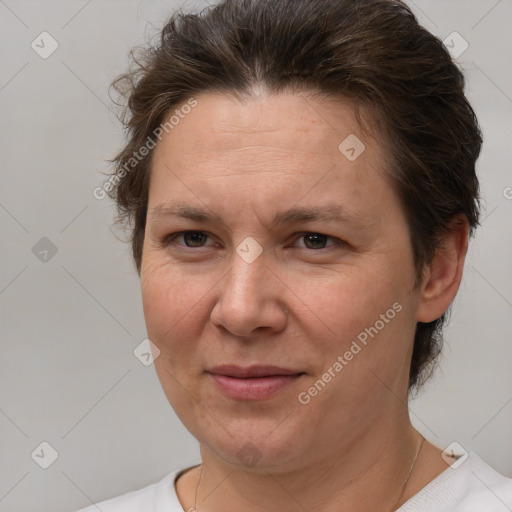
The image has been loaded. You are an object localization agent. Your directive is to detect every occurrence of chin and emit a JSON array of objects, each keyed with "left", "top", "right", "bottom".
[{"left": 192, "top": 418, "right": 313, "bottom": 473}]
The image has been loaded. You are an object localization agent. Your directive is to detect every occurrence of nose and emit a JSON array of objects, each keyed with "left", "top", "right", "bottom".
[{"left": 209, "top": 249, "right": 288, "bottom": 338}]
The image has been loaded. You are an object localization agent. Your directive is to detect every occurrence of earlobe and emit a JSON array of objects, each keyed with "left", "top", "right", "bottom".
[{"left": 416, "top": 215, "right": 470, "bottom": 323}]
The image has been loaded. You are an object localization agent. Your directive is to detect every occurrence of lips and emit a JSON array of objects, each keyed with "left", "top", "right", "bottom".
[
  {"left": 206, "top": 365, "right": 305, "bottom": 400},
  {"left": 207, "top": 364, "right": 303, "bottom": 378}
]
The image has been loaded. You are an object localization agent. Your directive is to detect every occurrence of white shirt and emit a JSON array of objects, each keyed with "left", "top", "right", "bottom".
[{"left": 74, "top": 452, "right": 512, "bottom": 511}]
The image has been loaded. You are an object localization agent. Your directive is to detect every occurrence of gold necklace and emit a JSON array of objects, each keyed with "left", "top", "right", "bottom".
[
  {"left": 389, "top": 434, "right": 425, "bottom": 512},
  {"left": 193, "top": 463, "right": 204, "bottom": 512},
  {"left": 192, "top": 434, "right": 425, "bottom": 512}
]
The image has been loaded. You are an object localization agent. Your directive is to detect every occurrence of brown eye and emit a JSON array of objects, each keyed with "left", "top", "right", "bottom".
[
  {"left": 164, "top": 231, "right": 211, "bottom": 248},
  {"left": 295, "top": 233, "right": 337, "bottom": 250},
  {"left": 182, "top": 231, "right": 208, "bottom": 247},
  {"left": 303, "top": 233, "right": 328, "bottom": 249}
]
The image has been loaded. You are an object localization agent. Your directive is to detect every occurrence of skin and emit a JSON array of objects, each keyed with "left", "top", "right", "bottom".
[{"left": 140, "top": 90, "right": 468, "bottom": 511}]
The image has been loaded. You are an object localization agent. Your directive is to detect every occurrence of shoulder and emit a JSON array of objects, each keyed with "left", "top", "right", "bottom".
[
  {"left": 399, "top": 452, "right": 512, "bottom": 512},
  {"left": 72, "top": 468, "right": 187, "bottom": 512},
  {"left": 455, "top": 453, "right": 512, "bottom": 511}
]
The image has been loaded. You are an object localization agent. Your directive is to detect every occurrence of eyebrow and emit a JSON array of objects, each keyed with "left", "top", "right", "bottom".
[{"left": 149, "top": 201, "right": 371, "bottom": 228}]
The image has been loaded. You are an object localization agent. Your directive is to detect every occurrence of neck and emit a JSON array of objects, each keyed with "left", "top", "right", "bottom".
[{"left": 191, "top": 417, "right": 422, "bottom": 512}]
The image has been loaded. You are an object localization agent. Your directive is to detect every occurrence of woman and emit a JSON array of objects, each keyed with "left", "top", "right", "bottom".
[{"left": 77, "top": 0, "right": 512, "bottom": 510}]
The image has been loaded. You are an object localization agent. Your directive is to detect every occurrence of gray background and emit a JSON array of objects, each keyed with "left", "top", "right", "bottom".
[{"left": 0, "top": 1, "right": 511, "bottom": 511}]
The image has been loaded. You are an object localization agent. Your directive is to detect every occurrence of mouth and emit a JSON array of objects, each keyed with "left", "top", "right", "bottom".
[
  {"left": 206, "top": 365, "right": 306, "bottom": 400},
  {"left": 208, "top": 364, "right": 304, "bottom": 378}
]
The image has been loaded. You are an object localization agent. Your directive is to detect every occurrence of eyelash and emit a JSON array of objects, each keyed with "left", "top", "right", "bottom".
[{"left": 162, "top": 231, "right": 343, "bottom": 251}]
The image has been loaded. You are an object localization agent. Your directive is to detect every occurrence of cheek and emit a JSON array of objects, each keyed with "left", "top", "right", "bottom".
[
  {"left": 299, "top": 261, "right": 415, "bottom": 394},
  {"left": 141, "top": 256, "right": 208, "bottom": 358},
  {"left": 301, "top": 265, "right": 402, "bottom": 343},
  {"left": 141, "top": 258, "right": 211, "bottom": 423}
]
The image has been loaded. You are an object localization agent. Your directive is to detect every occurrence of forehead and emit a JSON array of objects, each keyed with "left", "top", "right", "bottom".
[
  {"left": 148, "top": 91, "right": 396, "bottom": 224},
  {"left": 155, "top": 91, "right": 376, "bottom": 157}
]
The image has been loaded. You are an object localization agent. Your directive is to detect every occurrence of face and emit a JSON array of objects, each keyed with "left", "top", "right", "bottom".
[{"left": 141, "top": 91, "right": 422, "bottom": 473}]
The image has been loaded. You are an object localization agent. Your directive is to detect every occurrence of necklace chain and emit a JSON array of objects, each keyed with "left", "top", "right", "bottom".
[
  {"left": 389, "top": 434, "right": 425, "bottom": 512},
  {"left": 193, "top": 463, "right": 203, "bottom": 512},
  {"left": 192, "top": 434, "right": 425, "bottom": 512}
]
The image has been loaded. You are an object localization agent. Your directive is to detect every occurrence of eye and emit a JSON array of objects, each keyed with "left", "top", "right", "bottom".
[
  {"left": 164, "top": 231, "right": 214, "bottom": 248},
  {"left": 161, "top": 231, "right": 343, "bottom": 251},
  {"left": 293, "top": 232, "right": 339, "bottom": 250}
]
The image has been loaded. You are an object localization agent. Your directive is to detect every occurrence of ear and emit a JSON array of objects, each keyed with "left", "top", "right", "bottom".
[{"left": 416, "top": 215, "right": 470, "bottom": 323}]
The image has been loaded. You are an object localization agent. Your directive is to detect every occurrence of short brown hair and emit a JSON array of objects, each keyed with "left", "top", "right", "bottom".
[{"left": 107, "top": 0, "right": 482, "bottom": 392}]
